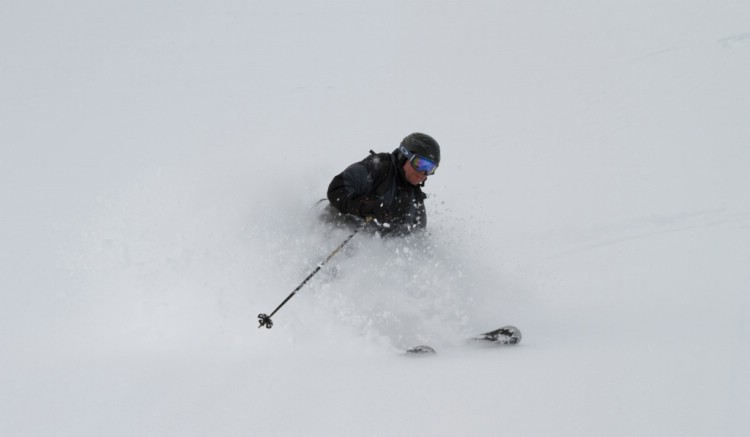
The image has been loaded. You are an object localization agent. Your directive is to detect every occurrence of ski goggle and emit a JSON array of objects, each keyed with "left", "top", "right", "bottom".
[{"left": 409, "top": 154, "right": 438, "bottom": 175}]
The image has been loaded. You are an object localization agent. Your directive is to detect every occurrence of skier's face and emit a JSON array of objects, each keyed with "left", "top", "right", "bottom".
[{"left": 403, "top": 160, "right": 428, "bottom": 186}]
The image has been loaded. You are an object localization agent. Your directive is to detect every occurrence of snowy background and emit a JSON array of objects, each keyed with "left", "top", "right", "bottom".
[{"left": 2, "top": 1, "right": 750, "bottom": 436}]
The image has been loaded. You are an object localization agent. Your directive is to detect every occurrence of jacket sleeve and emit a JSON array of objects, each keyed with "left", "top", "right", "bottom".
[{"left": 327, "top": 162, "right": 373, "bottom": 216}]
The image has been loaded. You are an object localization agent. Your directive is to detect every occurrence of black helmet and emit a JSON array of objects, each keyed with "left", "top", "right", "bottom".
[{"left": 400, "top": 133, "right": 440, "bottom": 165}]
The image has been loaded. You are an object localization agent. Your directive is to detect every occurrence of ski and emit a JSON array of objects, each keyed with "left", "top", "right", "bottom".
[
  {"left": 405, "top": 345, "right": 436, "bottom": 355},
  {"left": 470, "top": 325, "right": 522, "bottom": 345},
  {"left": 406, "top": 325, "right": 522, "bottom": 355}
]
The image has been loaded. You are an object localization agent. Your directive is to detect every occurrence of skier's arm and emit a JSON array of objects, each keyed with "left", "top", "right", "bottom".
[{"left": 327, "top": 163, "right": 375, "bottom": 217}]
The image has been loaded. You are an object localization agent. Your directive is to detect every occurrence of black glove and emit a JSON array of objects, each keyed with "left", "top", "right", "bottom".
[{"left": 358, "top": 198, "right": 387, "bottom": 221}]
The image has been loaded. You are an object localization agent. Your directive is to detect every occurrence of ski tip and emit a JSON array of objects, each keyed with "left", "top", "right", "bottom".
[
  {"left": 473, "top": 325, "right": 522, "bottom": 345},
  {"left": 405, "top": 345, "right": 436, "bottom": 355}
]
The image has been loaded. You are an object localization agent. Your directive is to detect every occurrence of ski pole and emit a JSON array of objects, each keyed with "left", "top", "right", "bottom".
[{"left": 257, "top": 223, "right": 365, "bottom": 329}]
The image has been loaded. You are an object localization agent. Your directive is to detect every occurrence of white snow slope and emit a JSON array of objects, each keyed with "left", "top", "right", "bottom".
[{"left": 2, "top": 1, "right": 750, "bottom": 436}]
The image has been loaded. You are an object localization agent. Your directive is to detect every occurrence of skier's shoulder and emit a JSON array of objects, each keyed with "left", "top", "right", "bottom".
[
  {"left": 339, "top": 149, "right": 394, "bottom": 189},
  {"left": 360, "top": 149, "right": 395, "bottom": 172}
]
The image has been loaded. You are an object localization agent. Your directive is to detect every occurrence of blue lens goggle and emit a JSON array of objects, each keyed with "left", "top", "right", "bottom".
[
  {"left": 400, "top": 146, "right": 438, "bottom": 175},
  {"left": 410, "top": 155, "right": 438, "bottom": 175}
]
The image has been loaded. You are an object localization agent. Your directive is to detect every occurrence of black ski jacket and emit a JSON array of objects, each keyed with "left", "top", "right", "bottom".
[{"left": 327, "top": 149, "right": 427, "bottom": 233}]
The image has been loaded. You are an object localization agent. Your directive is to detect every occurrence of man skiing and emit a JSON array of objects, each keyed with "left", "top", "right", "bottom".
[{"left": 324, "top": 132, "right": 441, "bottom": 235}]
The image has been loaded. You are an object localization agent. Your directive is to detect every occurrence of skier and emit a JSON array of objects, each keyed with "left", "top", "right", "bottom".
[{"left": 323, "top": 132, "right": 441, "bottom": 235}]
